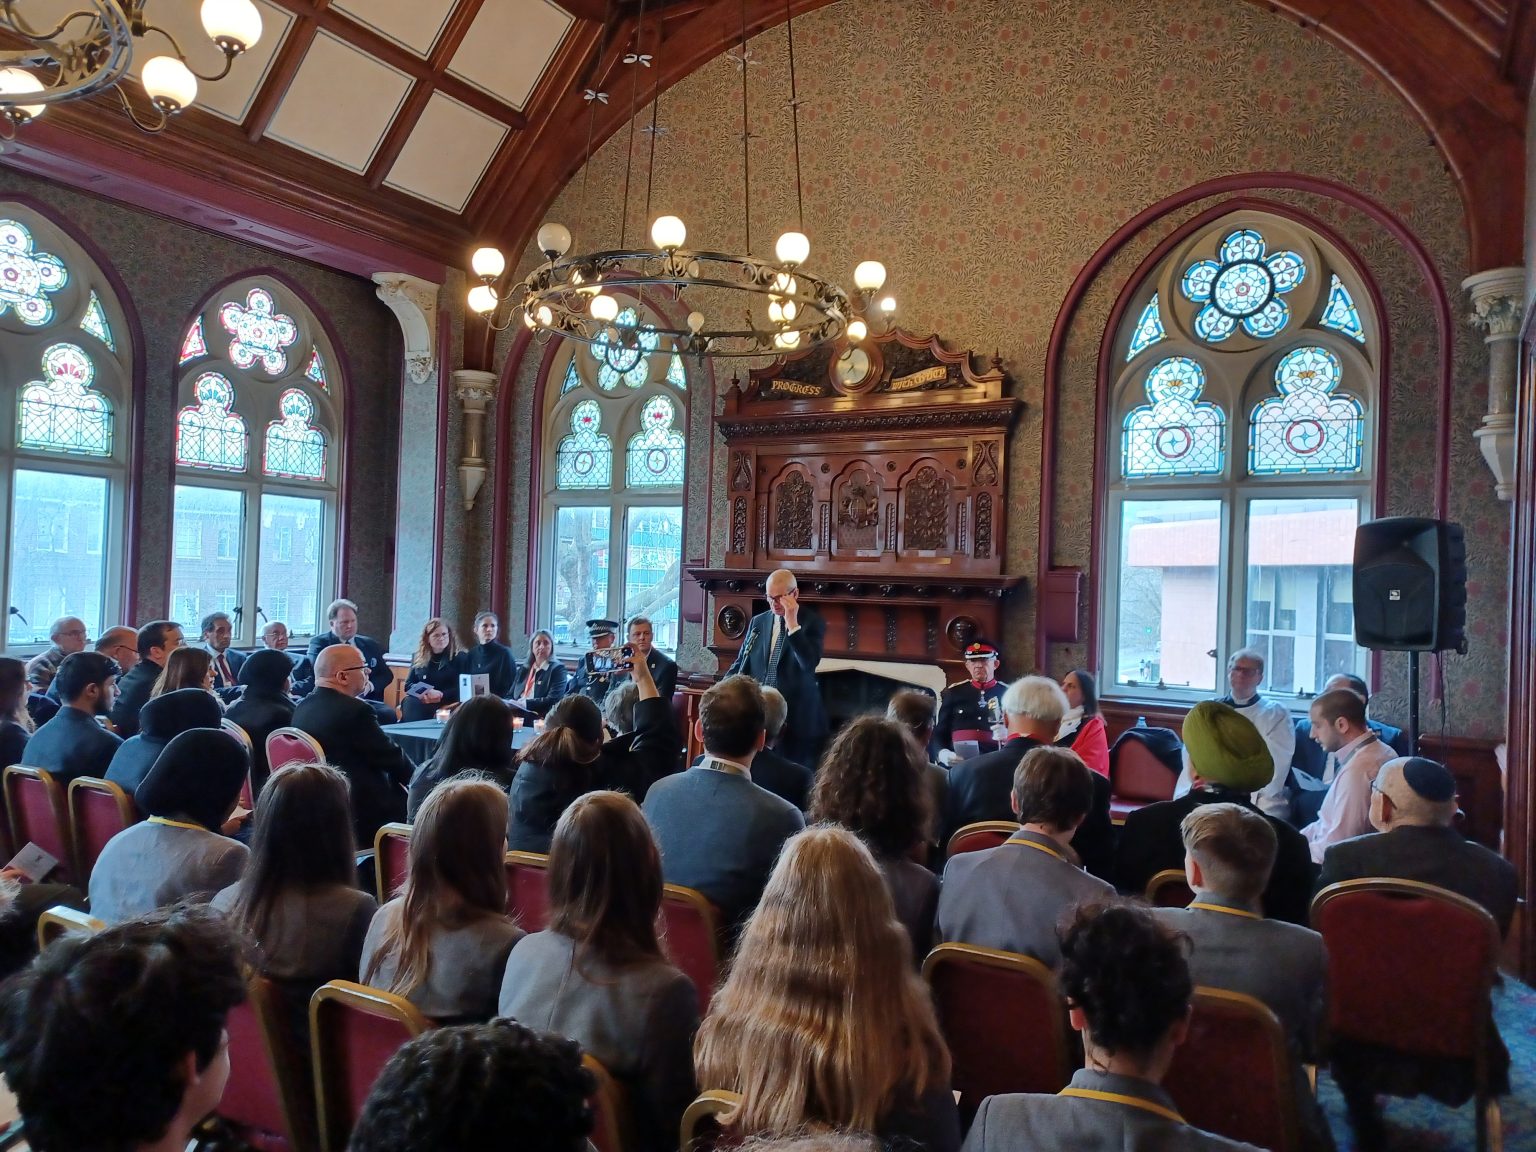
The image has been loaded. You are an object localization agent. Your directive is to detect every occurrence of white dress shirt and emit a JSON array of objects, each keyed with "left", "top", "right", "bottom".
[{"left": 1300, "top": 732, "right": 1398, "bottom": 862}]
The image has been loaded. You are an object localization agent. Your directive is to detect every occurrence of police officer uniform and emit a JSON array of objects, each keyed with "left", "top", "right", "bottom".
[
  {"left": 934, "top": 642, "right": 1007, "bottom": 754},
  {"left": 568, "top": 618, "right": 623, "bottom": 705}
]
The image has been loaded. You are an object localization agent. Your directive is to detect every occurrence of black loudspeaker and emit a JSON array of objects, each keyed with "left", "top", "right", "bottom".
[{"left": 1352, "top": 517, "right": 1467, "bottom": 652}]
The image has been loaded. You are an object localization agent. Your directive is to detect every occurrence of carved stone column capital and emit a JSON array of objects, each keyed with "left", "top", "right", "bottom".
[
  {"left": 1463, "top": 266, "right": 1524, "bottom": 340},
  {"left": 452, "top": 369, "right": 498, "bottom": 511},
  {"left": 1462, "top": 266, "right": 1524, "bottom": 501},
  {"left": 373, "top": 273, "right": 441, "bottom": 385}
]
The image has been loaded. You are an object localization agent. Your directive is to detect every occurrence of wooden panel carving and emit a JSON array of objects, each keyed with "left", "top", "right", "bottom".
[
  {"left": 773, "top": 470, "right": 815, "bottom": 551},
  {"left": 834, "top": 465, "right": 882, "bottom": 555},
  {"left": 902, "top": 464, "right": 952, "bottom": 553}
]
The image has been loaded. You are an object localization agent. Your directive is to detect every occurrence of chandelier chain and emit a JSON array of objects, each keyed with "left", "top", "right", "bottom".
[
  {"left": 619, "top": 0, "right": 647, "bottom": 249},
  {"left": 738, "top": 0, "right": 751, "bottom": 255},
  {"left": 785, "top": 0, "right": 803, "bottom": 232}
]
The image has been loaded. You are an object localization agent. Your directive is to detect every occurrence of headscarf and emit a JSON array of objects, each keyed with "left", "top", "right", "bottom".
[
  {"left": 135, "top": 728, "right": 248, "bottom": 832},
  {"left": 237, "top": 648, "right": 296, "bottom": 694}
]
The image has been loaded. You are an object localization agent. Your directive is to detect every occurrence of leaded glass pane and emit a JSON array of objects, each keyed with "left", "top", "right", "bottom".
[
  {"left": 561, "top": 357, "right": 581, "bottom": 394},
  {"left": 181, "top": 316, "right": 208, "bottom": 364},
  {"left": 18, "top": 343, "right": 112, "bottom": 457},
  {"left": 1116, "top": 499, "right": 1222, "bottom": 691},
  {"left": 6, "top": 470, "right": 108, "bottom": 645},
  {"left": 1126, "top": 294, "right": 1165, "bottom": 360},
  {"left": 169, "top": 485, "right": 243, "bottom": 635},
  {"left": 258, "top": 493, "right": 324, "bottom": 636},
  {"left": 220, "top": 287, "right": 298, "bottom": 375},
  {"left": 623, "top": 506, "right": 682, "bottom": 651},
  {"left": 305, "top": 348, "right": 327, "bottom": 388},
  {"left": 1242, "top": 297, "right": 1289, "bottom": 339},
  {"left": 1249, "top": 346, "right": 1363, "bottom": 475},
  {"left": 1320, "top": 275, "right": 1366, "bottom": 342},
  {"left": 0, "top": 219, "right": 67, "bottom": 327},
  {"left": 177, "top": 372, "right": 248, "bottom": 472},
  {"left": 81, "top": 292, "right": 114, "bottom": 350},
  {"left": 1185, "top": 229, "right": 1303, "bottom": 344},
  {"left": 555, "top": 400, "right": 612, "bottom": 489},
  {"left": 552, "top": 506, "right": 610, "bottom": 641},
  {"left": 595, "top": 308, "right": 660, "bottom": 389},
  {"left": 667, "top": 352, "right": 688, "bottom": 389},
  {"left": 1122, "top": 357, "right": 1225, "bottom": 478},
  {"left": 263, "top": 389, "right": 327, "bottom": 481},
  {"left": 626, "top": 395, "right": 686, "bottom": 487}
]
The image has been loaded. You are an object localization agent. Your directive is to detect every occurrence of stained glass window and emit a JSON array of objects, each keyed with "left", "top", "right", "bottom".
[
  {"left": 1126, "top": 295, "right": 1165, "bottom": 360},
  {"left": 263, "top": 389, "right": 327, "bottom": 481},
  {"left": 626, "top": 396, "right": 686, "bottom": 487},
  {"left": 561, "top": 357, "right": 581, "bottom": 394},
  {"left": 220, "top": 287, "right": 298, "bottom": 374},
  {"left": 1122, "top": 357, "right": 1226, "bottom": 478},
  {"left": 595, "top": 308, "right": 660, "bottom": 390},
  {"left": 176, "top": 372, "right": 249, "bottom": 472},
  {"left": 667, "top": 352, "right": 688, "bottom": 389},
  {"left": 555, "top": 400, "right": 612, "bottom": 489},
  {"left": 17, "top": 343, "right": 112, "bottom": 456},
  {"left": 1182, "top": 229, "right": 1305, "bottom": 343},
  {"left": 1319, "top": 275, "right": 1366, "bottom": 343},
  {"left": 1249, "top": 346, "right": 1363, "bottom": 475},
  {"left": 80, "top": 292, "right": 114, "bottom": 350},
  {"left": 0, "top": 219, "right": 68, "bottom": 327},
  {"left": 304, "top": 348, "right": 328, "bottom": 388},
  {"left": 180, "top": 316, "right": 208, "bottom": 364}
]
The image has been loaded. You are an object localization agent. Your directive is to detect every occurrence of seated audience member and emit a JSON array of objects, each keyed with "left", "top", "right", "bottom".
[
  {"left": 24, "top": 687, "right": 57, "bottom": 729},
  {"left": 696, "top": 826, "right": 960, "bottom": 1152},
  {"left": 1150, "top": 804, "right": 1331, "bottom": 1151},
  {"left": 110, "top": 620, "right": 184, "bottom": 737},
  {"left": 151, "top": 646, "right": 216, "bottom": 699},
  {"left": 509, "top": 628, "right": 568, "bottom": 716},
  {"left": 1117, "top": 701, "right": 1315, "bottom": 925},
  {"left": 360, "top": 777, "right": 522, "bottom": 1022},
  {"left": 198, "top": 610, "right": 245, "bottom": 695},
  {"left": 347, "top": 1020, "right": 594, "bottom": 1152},
  {"left": 262, "top": 619, "right": 314, "bottom": 695},
  {"left": 944, "top": 675, "right": 1066, "bottom": 843},
  {"left": 615, "top": 615, "right": 678, "bottom": 700},
  {"left": 214, "top": 763, "right": 377, "bottom": 983},
  {"left": 402, "top": 616, "right": 465, "bottom": 722},
  {"left": 292, "top": 644, "right": 414, "bottom": 845},
  {"left": 933, "top": 641, "right": 1007, "bottom": 763},
  {"left": 306, "top": 598, "right": 395, "bottom": 723},
  {"left": 407, "top": 694, "right": 517, "bottom": 819},
  {"left": 1291, "top": 672, "right": 1410, "bottom": 822},
  {"left": 603, "top": 679, "right": 639, "bottom": 741},
  {"left": 499, "top": 792, "right": 699, "bottom": 1152},
  {"left": 684, "top": 685, "right": 812, "bottom": 811},
  {"left": 1057, "top": 668, "right": 1109, "bottom": 777},
  {"left": 960, "top": 902, "right": 1260, "bottom": 1152},
  {"left": 1174, "top": 648, "right": 1295, "bottom": 819},
  {"left": 0, "top": 906, "right": 246, "bottom": 1152},
  {"left": 510, "top": 650, "right": 676, "bottom": 853},
  {"left": 888, "top": 688, "right": 950, "bottom": 862},
  {"left": 1298, "top": 688, "right": 1398, "bottom": 863},
  {"left": 0, "top": 870, "right": 86, "bottom": 981},
  {"left": 0, "top": 657, "right": 33, "bottom": 769},
  {"left": 25, "top": 651, "right": 121, "bottom": 783},
  {"left": 1318, "top": 756, "right": 1517, "bottom": 1147},
  {"left": 25, "top": 615, "right": 88, "bottom": 692},
  {"left": 465, "top": 611, "right": 517, "bottom": 698},
  {"left": 643, "top": 675, "right": 804, "bottom": 930},
  {"left": 810, "top": 715, "right": 938, "bottom": 963},
  {"left": 225, "top": 648, "right": 297, "bottom": 794},
  {"left": 93, "top": 625, "right": 140, "bottom": 676},
  {"left": 89, "top": 728, "right": 250, "bottom": 924},
  {"left": 937, "top": 746, "right": 1112, "bottom": 966},
  {"left": 105, "top": 687, "right": 223, "bottom": 796},
  {"left": 567, "top": 617, "right": 627, "bottom": 705}
]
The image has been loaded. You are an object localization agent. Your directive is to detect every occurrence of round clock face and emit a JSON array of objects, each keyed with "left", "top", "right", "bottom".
[{"left": 835, "top": 346, "right": 872, "bottom": 387}]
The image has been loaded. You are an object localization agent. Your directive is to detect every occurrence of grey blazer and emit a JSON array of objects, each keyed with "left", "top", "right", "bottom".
[
  {"left": 359, "top": 898, "right": 523, "bottom": 1022},
  {"left": 213, "top": 881, "right": 377, "bottom": 984},
  {"left": 87, "top": 820, "right": 249, "bottom": 926},
  {"left": 880, "top": 853, "right": 939, "bottom": 964},
  {"left": 498, "top": 931, "right": 699, "bottom": 1152},
  {"left": 936, "top": 829, "right": 1112, "bottom": 967}
]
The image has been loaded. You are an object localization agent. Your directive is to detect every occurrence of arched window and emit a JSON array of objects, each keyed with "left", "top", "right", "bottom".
[
  {"left": 1102, "top": 213, "right": 1377, "bottom": 701},
  {"left": 0, "top": 209, "right": 131, "bottom": 649},
  {"left": 170, "top": 278, "right": 341, "bottom": 644},
  {"left": 539, "top": 305, "right": 689, "bottom": 652}
]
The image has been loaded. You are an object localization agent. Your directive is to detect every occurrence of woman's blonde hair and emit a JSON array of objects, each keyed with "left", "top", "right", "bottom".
[
  {"left": 151, "top": 647, "right": 213, "bottom": 698},
  {"left": 362, "top": 777, "right": 509, "bottom": 998},
  {"left": 694, "top": 825, "right": 951, "bottom": 1135},
  {"left": 412, "top": 617, "right": 463, "bottom": 669}
]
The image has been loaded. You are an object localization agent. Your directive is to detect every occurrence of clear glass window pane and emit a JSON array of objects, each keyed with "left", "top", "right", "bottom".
[
  {"left": 170, "top": 485, "right": 244, "bottom": 636},
  {"left": 258, "top": 494, "right": 324, "bottom": 638},
  {"left": 1245, "top": 498, "right": 1360, "bottom": 695},
  {"left": 623, "top": 506, "right": 683, "bottom": 653},
  {"left": 1116, "top": 499, "right": 1222, "bottom": 692},
  {"left": 551, "top": 506, "right": 611, "bottom": 647},
  {"left": 7, "top": 470, "right": 107, "bottom": 645}
]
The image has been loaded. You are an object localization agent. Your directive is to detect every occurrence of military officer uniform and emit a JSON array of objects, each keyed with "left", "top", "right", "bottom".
[{"left": 934, "top": 642, "right": 1006, "bottom": 755}]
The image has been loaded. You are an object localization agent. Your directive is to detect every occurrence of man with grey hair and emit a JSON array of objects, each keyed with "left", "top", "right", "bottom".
[
  {"left": 943, "top": 675, "right": 1067, "bottom": 844},
  {"left": 198, "top": 610, "right": 245, "bottom": 693},
  {"left": 1174, "top": 647, "right": 1296, "bottom": 818},
  {"left": 26, "top": 615, "right": 88, "bottom": 691},
  {"left": 601, "top": 679, "right": 639, "bottom": 740},
  {"left": 724, "top": 568, "right": 826, "bottom": 766}
]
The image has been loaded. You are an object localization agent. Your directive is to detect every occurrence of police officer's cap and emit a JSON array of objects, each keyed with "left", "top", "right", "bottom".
[{"left": 585, "top": 618, "right": 619, "bottom": 640}]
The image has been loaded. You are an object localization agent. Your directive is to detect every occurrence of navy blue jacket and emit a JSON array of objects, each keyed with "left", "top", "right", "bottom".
[{"left": 26, "top": 705, "right": 121, "bottom": 784}]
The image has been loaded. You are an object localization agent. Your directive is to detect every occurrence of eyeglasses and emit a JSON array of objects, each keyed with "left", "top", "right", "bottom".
[
  {"left": 339, "top": 664, "right": 369, "bottom": 675},
  {"left": 60, "top": 629, "right": 87, "bottom": 638}
]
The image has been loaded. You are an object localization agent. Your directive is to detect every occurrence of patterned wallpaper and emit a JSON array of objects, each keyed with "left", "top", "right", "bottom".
[
  {"left": 0, "top": 168, "right": 401, "bottom": 635},
  {"left": 485, "top": 0, "right": 1505, "bottom": 738}
]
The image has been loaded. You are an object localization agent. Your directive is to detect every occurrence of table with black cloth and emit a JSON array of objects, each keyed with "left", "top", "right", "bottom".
[{"left": 382, "top": 719, "right": 536, "bottom": 767}]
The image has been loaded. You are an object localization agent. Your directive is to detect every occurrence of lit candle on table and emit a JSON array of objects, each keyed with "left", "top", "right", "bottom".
[{"left": 435, "top": 708, "right": 450, "bottom": 722}]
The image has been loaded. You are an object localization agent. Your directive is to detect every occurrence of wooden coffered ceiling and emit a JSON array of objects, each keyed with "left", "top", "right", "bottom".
[{"left": 1, "top": 0, "right": 1531, "bottom": 280}]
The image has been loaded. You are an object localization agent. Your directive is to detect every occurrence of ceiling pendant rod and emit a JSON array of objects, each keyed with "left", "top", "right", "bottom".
[
  {"left": 644, "top": 73, "right": 661, "bottom": 227},
  {"left": 619, "top": 0, "right": 648, "bottom": 250},
  {"left": 784, "top": 0, "right": 803, "bottom": 232},
  {"left": 738, "top": 0, "right": 751, "bottom": 256}
]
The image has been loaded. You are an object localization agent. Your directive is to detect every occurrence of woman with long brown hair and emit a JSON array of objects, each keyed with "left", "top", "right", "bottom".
[
  {"left": 694, "top": 826, "right": 959, "bottom": 1151},
  {"left": 151, "top": 646, "right": 215, "bottom": 699},
  {"left": 499, "top": 791, "right": 698, "bottom": 1152},
  {"left": 359, "top": 777, "right": 521, "bottom": 1021},
  {"left": 0, "top": 656, "right": 33, "bottom": 768},
  {"left": 402, "top": 617, "right": 466, "bottom": 722}
]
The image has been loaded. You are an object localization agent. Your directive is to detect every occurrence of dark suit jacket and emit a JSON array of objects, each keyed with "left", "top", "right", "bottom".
[
  {"left": 466, "top": 641, "right": 517, "bottom": 698},
  {"left": 1318, "top": 823, "right": 1518, "bottom": 937},
  {"left": 942, "top": 735, "right": 1042, "bottom": 846},
  {"left": 285, "top": 650, "right": 316, "bottom": 696},
  {"left": 25, "top": 706, "right": 121, "bottom": 784},
  {"left": 724, "top": 608, "right": 826, "bottom": 766},
  {"left": 0, "top": 721, "right": 28, "bottom": 772},
  {"left": 510, "top": 661, "right": 570, "bottom": 715},
  {"left": 1292, "top": 716, "right": 1411, "bottom": 780},
  {"left": 307, "top": 632, "right": 391, "bottom": 701},
  {"left": 691, "top": 747, "right": 813, "bottom": 813},
  {"left": 205, "top": 646, "right": 247, "bottom": 692},
  {"left": 224, "top": 688, "right": 296, "bottom": 793},
  {"left": 402, "top": 653, "right": 467, "bottom": 722},
  {"left": 291, "top": 687, "right": 412, "bottom": 844},
  {"left": 108, "top": 659, "right": 161, "bottom": 738},
  {"left": 26, "top": 692, "right": 58, "bottom": 728}
]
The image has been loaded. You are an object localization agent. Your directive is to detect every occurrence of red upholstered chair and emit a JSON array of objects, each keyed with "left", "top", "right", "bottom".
[
  {"left": 660, "top": 884, "right": 722, "bottom": 1016},
  {"left": 36, "top": 905, "right": 104, "bottom": 951},
  {"left": 1312, "top": 878, "right": 1503, "bottom": 1152},
  {"left": 223, "top": 974, "right": 319, "bottom": 1152},
  {"left": 921, "top": 943, "right": 1071, "bottom": 1123},
  {"left": 505, "top": 850, "right": 552, "bottom": 931},
  {"left": 309, "top": 980, "right": 431, "bottom": 1152},
  {"left": 1144, "top": 868, "right": 1196, "bottom": 908},
  {"left": 222, "top": 719, "right": 256, "bottom": 809},
  {"left": 267, "top": 727, "right": 325, "bottom": 774},
  {"left": 372, "top": 823, "right": 412, "bottom": 904},
  {"left": 67, "top": 776, "right": 138, "bottom": 887},
  {"left": 585, "top": 1053, "right": 632, "bottom": 1152},
  {"left": 1164, "top": 987, "right": 1299, "bottom": 1152},
  {"left": 4, "top": 766, "right": 73, "bottom": 884},
  {"left": 945, "top": 820, "right": 1018, "bottom": 859},
  {"left": 680, "top": 1089, "right": 743, "bottom": 1152},
  {"left": 1108, "top": 733, "right": 1179, "bottom": 823}
]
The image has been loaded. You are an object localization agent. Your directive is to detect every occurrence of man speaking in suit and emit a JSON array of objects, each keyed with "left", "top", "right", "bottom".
[{"left": 725, "top": 568, "right": 826, "bottom": 768}]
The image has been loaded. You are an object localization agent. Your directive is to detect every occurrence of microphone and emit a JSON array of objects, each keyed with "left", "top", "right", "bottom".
[
  {"left": 738, "top": 626, "right": 757, "bottom": 669},
  {"left": 7, "top": 606, "right": 27, "bottom": 628}
]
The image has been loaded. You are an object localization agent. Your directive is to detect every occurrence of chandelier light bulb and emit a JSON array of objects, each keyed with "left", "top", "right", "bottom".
[
  {"left": 536, "top": 222, "right": 573, "bottom": 259},
  {"left": 470, "top": 246, "right": 506, "bottom": 279},
  {"left": 650, "top": 215, "right": 687, "bottom": 251},
  {"left": 0, "top": 68, "right": 46, "bottom": 121},
  {"left": 200, "top": 0, "right": 263, "bottom": 53},
  {"left": 772, "top": 272, "right": 798, "bottom": 296},
  {"left": 522, "top": 309, "right": 536, "bottom": 329},
  {"left": 879, "top": 295, "right": 898, "bottom": 315},
  {"left": 535, "top": 304, "right": 554, "bottom": 327},
  {"left": 687, "top": 311, "right": 706, "bottom": 334},
  {"left": 854, "top": 260, "right": 887, "bottom": 293},
  {"left": 847, "top": 318, "right": 868, "bottom": 343},
  {"left": 467, "top": 285, "right": 498, "bottom": 314},
  {"left": 590, "top": 293, "right": 619, "bottom": 322},
  {"left": 768, "top": 299, "right": 784, "bottom": 324},
  {"left": 774, "top": 329, "right": 802, "bottom": 350},
  {"left": 141, "top": 56, "right": 198, "bottom": 113},
  {"left": 775, "top": 231, "right": 810, "bottom": 267}
]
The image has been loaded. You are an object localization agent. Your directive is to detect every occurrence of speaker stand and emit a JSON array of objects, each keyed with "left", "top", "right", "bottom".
[{"left": 1407, "top": 650, "right": 1420, "bottom": 755}]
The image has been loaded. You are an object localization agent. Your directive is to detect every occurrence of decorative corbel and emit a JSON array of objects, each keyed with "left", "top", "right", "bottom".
[
  {"left": 372, "top": 273, "right": 441, "bottom": 385},
  {"left": 453, "top": 369, "right": 497, "bottom": 511},
  {"left": 1463, "top": 266, "right": 1524, "bottom": 500}
]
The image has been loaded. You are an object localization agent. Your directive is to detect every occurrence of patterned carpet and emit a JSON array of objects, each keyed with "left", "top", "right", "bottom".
[{"left": 1316, "top": 978, "right": 1536, "bottom": 1150}]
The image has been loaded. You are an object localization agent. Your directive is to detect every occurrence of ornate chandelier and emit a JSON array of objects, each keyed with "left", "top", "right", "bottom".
[
  {"left": 0, "top": 0, "right": 263, "bottom": 136},
  {"left": 467, "top": 0, "right": 896, "bottom": 358}
]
